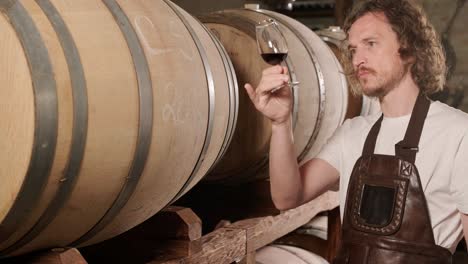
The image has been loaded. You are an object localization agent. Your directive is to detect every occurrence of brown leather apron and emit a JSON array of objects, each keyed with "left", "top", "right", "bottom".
[{"left": 333, "top": 93, "right": 453, "bottom": 264}]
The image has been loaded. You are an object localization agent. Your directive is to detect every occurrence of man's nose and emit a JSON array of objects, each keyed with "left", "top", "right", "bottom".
[{"left": 352, "top": 49, "right": 366, "bottom": 68}]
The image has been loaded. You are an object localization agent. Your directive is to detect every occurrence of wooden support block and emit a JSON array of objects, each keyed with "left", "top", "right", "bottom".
[
  {"left": 149, "top": 206, "right": 202, "bottom": 260},
  {"left": 81, "top": 206, "right": 202, "bottom": 263},
  {"left": 175, "top": 179, "right": 280, "bottom": 233},
  {"left": 152, "top": 206, "right": 202, "bottom": 240},
  {"left": 2, "top": 248, "right": 86, "bottom": 264}
]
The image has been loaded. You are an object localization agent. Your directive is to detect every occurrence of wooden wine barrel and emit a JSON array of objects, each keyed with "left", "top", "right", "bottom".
[
  {"left": 0, "top": 0, "right": 237, "bottom": 256},
  {"left": 316, "top": 26, "right": 380, "bottom": 117},
  {"left": 257, "top": 244, "right": 329, "bottom": 264},
  {"left": 199, "top": 9, "right": 349, "bottom": 182}
]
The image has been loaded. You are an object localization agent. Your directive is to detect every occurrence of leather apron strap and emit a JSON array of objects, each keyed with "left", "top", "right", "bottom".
[
  {"left": 362, "top": 92, "right": 431, "bottom": 163},
  {"left": 334, "top": 92, "right": 454, "bottom": 264}
]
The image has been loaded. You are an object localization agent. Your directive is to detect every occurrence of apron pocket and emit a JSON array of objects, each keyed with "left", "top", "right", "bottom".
[
  {"left": 350, "top": 176, "right": 409, "bottom": 235},
  {"left": 360, "top": 184, "right": 396, "bottom": 226}
]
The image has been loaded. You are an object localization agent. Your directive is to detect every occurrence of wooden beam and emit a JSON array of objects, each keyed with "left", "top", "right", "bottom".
[
  {"left": 2, "top": 190, "right": 339, "bottom": 264},
  {"left": 156, "top": 228, "right": 246, "bottom": 264},
  {"left": 166, "top": 191, "right": 338, "bottom": 264},
  {"left": 230, "top": 191, "right": 338, "bottom": 253},
  {"left": 78, "top": 190, "right": 339, "bottom": 264}
]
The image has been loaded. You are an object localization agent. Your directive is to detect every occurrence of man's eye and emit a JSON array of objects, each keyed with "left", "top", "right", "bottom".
[{"left": 368, "top": 41, "right": 376, "bottom": 47}]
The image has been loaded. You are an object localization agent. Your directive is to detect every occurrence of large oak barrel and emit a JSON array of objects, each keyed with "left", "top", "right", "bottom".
[
  {"left": 199, "top": 9, "right": 349, "bottom": 182},
  {"left": 0, "top": 0, "right": 236, "bottom": 256}
]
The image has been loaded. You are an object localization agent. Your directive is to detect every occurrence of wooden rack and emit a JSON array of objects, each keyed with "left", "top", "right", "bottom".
[{"left": 1, "top": 181, "right": 340, "bottom": 264}]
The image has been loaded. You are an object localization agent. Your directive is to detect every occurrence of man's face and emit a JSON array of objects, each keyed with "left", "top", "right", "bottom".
[{"left": 348, "top": 12, "right": 410, "bottom": 98}]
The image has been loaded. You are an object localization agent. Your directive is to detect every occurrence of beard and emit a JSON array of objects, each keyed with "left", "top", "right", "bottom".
[{"left": 357, "top": 63, "right": 410, "bottom": 99}]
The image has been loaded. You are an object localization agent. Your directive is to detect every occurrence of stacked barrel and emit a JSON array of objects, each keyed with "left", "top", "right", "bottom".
[
  {"left": 0, "top": 0, "right": 374, "bottom": 257},
  {"left": 200, "top": 9, "right": 349, "bottom": 182},
  {"left": 0, "top": 0, "right": 237, "bottom": 256}
]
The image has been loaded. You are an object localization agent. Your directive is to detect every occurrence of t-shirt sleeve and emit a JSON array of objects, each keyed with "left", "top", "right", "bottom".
[
  {"left": 450, "top": 131, "right": 468, "bottom": 214},
  {"left": 315, "top": 119, "right": 349, "bottom": 176}
]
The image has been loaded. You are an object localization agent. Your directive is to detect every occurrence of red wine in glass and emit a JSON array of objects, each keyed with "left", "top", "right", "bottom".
[
  {"left": 261, "top": 52, "right": 288, "bottom": 65},
  {"left": 256, "top": 19, "right": 299, "bottom": 91}
]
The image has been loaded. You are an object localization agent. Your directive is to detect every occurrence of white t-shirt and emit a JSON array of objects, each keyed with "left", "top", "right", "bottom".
[{"left": 316, "top": 101, "right": 468, "bottom": 252}]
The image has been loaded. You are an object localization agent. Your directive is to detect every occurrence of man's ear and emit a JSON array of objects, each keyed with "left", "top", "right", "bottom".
[
  {"left": 406, "top": 55, "right": 416, "bottom": 65},
  {"left": 399, "top": 45, "right": 416, "bottom": 65}
]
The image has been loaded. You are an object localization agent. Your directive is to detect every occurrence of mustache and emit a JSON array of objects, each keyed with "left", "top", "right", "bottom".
[
  {"left": 339, "top": 66, "right": 376, "bottom": 77},
  {"left": 357, "top": 66, "right": 376, "bottom": 75}
]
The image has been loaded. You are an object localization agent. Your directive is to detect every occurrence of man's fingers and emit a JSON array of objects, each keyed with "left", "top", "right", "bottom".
[
  {"left": 257, "top": 75, "right": 289, "bottom": 94},
  {"left": 262, "top": 65, "right": 289, "bottom": 76},
  {"left": 262, "top": 65, "right": 284, "bottom": 75}
]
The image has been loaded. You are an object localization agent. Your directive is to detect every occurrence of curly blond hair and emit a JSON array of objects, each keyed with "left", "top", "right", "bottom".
[{"left": 342, "top": 0, "right": 446, "bottom": 96}]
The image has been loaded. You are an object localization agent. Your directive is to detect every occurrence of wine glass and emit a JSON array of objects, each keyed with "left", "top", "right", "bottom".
[{"left": 255, "top": 19, "right": 299, "bottom": 92}]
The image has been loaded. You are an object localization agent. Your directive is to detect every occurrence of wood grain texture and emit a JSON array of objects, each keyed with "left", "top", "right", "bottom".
[
  {"left": 165, "top": 192, "right": 338, "bottom": 264},
  {"left": 0, "top": 5, "right": 34, "bottom": 225},
  {"left": 0, "top": 0, "right": 234, "bottom": 256},
  {"left": 75, "top": 191, "right": 337, "bottom": 264},
  {"left": 178, "top": 228, "right": 246, "bottom": 264},
  {"left": 167, "top": 3, "right": 236, "bottom": 199},
  {"left": 0, "top": 0, "right": 74, "bottom": 252},
  {"left": 231, "top": 191, "right": 338, "bottom": 253},
  {"left": 13, "top": 0, "right": 140, "bottom": 254}
]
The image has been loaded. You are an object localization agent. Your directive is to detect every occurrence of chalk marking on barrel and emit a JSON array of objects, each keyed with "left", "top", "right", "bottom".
[
  {"left": 163, "top": 0, "right": 215, "bottom": 203},
  {"left": 133, "top": 15, "right": 194, "bottom": 61},
  {"left": 167, "top": 19, "right": 196, "bottom": 61},
  {"left": 134, "top": 15, "right": 173, "bottom": 56}
]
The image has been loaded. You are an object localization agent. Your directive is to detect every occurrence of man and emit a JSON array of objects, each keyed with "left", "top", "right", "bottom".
[{"left": 244, "top": 0, "right": 468, "bottom": 262}]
